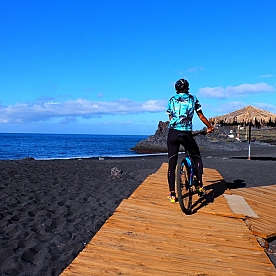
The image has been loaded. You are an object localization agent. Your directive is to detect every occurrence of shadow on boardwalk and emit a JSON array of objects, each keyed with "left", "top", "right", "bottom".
[{"left": 191, "top": 180, "right": 227, "bottom": 214}]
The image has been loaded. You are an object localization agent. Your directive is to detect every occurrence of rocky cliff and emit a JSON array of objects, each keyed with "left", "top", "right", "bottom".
[
  {"left": 131, "top": 121, "right": 169, "bottom": 153},
  {"left": 131, "top": 121, "right": 276, "bottom": 154}
]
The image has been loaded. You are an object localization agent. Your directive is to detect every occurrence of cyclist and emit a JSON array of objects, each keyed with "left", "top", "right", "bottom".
[{"left": 166, "top": 79, "right": 214, "bottom": 202}]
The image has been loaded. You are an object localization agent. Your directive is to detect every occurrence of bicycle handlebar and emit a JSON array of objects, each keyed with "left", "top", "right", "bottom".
[
  {"left": 192, "top": 130, "right": 207, "bottom": 136},
  {"left": 178, "top": 130, "right": 207, "bottom": 140}
]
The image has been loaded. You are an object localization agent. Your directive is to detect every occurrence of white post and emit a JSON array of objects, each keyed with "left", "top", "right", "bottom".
[{"left": 247, "top": 123, "right": 252, "bottom": 160}]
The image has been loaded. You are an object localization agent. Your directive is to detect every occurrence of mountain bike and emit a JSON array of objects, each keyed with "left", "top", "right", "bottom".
[{"left": 176, "top": 130, "right": 206, "bottom": 214}]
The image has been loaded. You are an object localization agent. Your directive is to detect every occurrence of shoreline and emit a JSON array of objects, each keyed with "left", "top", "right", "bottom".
[
  {"left": 1, "top": 135, "right": 276, "bottom": 162},
  {"left": 0, "top": 153, "right": 168, "bottom": 162},
  {"left": 1, "top": 142, "right": 276, "bottom": 162}
]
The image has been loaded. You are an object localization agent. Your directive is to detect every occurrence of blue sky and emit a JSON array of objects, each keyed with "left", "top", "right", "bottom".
[{"left": 1, "top": 0, "right": 275, "bottom": 135}]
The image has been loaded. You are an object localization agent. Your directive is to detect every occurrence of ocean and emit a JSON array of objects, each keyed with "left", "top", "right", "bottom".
[{"left": 0, "top": 133, "right": 149, "bottom": 160}]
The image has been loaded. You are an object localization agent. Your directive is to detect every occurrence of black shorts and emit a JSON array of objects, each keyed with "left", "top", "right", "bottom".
[{"left": 167, "top": 128, "right": 200, "bottom": 157}]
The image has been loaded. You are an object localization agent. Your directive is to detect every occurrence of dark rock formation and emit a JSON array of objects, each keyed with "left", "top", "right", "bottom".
[
  {"left": 131, "top": 121, "right": 169, "bottom": 153},
  {"left": 131, "top": 121, "right": 276, "bottom": 154}
]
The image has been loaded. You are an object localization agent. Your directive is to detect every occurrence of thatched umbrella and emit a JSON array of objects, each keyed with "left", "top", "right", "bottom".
[{"left": 209, "top": 105, "right": 276, "bottom": 159}]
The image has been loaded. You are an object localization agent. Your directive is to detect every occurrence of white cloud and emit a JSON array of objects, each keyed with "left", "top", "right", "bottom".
[
  {"left": 0, "top": 98, "right": 167, "bottom": 124},
  {"left": 253, "top": 103, "right": 276, "bottom": 114},
  {"left": 142, "top": 100, "right": 165, "bottom": 112},
  {"left": 187, "top": 66, "right": 205, "bottom": 73},
  {"left": 258, "top": 74, "right": 274, "bottom": 78},
  {"left": 212, "top": 101, "right": 247, "bottom": 115},
  {"left": 58, "top": 117, "right": 78, "bottom": 124},
  {"left": 198, "top": 83, "right": 275, "bottom": 99},
  {"left": 175, "top": 66, "right": 205, "bottom": 76}
]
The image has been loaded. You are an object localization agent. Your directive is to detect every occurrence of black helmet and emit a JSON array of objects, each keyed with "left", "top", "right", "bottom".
[{"left": 175, "top": 79, "right": 189, "bottom": 92}]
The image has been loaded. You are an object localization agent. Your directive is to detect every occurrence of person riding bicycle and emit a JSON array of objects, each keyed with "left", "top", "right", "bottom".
[{"left": 166, "top": 79, "right": 214, "bottom": 202}]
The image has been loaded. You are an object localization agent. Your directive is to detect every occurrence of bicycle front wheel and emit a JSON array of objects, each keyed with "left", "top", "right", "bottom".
[{"left": 177, "top": 157, "right": 193, "bottom": 214}]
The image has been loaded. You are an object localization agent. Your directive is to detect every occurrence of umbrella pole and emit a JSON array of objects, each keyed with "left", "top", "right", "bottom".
[{"left": 248, "top": 123, "right": 251, "bottom": 160}]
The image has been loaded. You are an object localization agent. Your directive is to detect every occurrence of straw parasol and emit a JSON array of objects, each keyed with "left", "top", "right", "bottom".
[{"left": 209, "top": 105, "right": 276, "bottom": 159}]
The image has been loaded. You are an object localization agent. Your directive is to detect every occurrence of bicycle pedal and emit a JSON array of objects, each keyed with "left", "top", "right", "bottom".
[{"left": 196, "top": 187, "right": 206, "bottom": 197}]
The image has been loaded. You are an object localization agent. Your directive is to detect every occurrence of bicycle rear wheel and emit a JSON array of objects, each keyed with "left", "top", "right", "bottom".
[{"left": 177, "top": 157, "right": 193, "bottom": 214}]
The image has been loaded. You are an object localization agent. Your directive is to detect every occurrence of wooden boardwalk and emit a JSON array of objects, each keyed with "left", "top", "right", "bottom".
[
  {"left": 62, "top": 163, "right": 276, "bottom": 275},
  {"left": 231, "top": 184, "right": 276, "bottom": 239}
]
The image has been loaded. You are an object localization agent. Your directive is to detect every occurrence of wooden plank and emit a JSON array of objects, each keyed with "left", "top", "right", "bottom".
[
  {"left": 61, "top": 164, "right": 276, "bottom": 275},
  {"left": 232, "top": 184, "right": 276, "bottom": 238}
]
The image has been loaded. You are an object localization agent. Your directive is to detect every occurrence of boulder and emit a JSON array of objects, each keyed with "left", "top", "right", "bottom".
[{"left": 131, "top": 121, "right": 169, "bottom": 153}]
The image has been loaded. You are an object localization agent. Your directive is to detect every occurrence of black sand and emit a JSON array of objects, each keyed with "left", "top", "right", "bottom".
[{"left": 1, "top": 144, "right": 276, "bottom": 275}]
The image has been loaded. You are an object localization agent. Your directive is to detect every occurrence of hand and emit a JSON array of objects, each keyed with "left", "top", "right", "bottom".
[{"left": 207, "top": 127, "right": 215, "bottom": 134}]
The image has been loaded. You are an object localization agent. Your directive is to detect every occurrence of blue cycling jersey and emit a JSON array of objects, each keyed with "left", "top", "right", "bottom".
[{"left": 166, "top": 92, "right": 201, "bottom": 131}]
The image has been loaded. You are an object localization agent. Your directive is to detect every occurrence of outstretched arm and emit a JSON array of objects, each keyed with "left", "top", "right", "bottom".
[{"left": 196, "top": 110, "right": 214, "bottom": 133}]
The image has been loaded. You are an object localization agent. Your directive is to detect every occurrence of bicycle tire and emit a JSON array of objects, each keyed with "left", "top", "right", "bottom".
[{"left": 177, "top": 157, "right": 193, "bottom": 214}]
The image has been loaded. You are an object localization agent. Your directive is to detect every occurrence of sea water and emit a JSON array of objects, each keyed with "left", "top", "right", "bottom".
[{"left": 0, "top": 133, "right": 149, "bottom": 160}]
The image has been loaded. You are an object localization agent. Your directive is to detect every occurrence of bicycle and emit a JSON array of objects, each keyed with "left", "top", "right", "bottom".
[{"left": 176, "top": 130, "right": 207, "bottom": 214}]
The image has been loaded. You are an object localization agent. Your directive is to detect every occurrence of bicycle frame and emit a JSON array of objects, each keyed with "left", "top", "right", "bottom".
[
  {"left": 179, "top": 130, "right": 206, "bottom": 185},
  {"left": 186, "top": 154, "right": 195, "bottom": 185}
]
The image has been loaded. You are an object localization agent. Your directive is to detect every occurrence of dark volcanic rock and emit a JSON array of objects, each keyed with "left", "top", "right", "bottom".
[
  {"left": 131, "top": 121, "right": 169, "bottom": 153},
  {"left": 131, "top": 121, "right": 276, "bottom": 154}
]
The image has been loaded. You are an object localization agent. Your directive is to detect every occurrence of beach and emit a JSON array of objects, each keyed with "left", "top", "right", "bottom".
[{"left": 1, "top": 145, "right": 276, "bottom": 275}]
